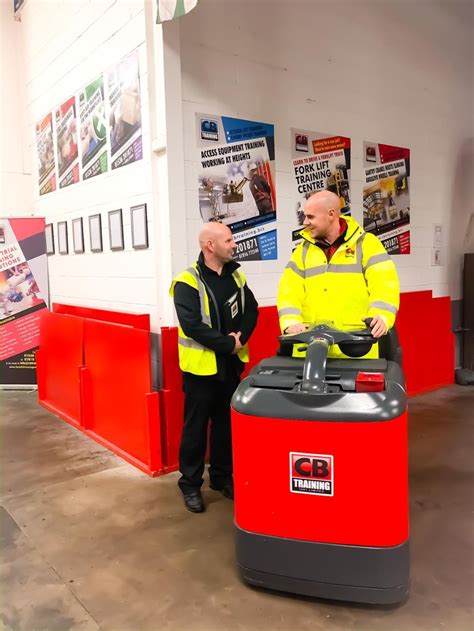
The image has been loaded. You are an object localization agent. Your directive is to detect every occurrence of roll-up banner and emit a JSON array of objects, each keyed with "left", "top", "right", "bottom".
[{"left": 0, "top": 218, "right": 49, "bottom": 388}]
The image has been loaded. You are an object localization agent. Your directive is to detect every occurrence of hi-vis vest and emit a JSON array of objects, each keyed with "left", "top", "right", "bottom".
[
  {"left": 170, "top": 263, "right": 249, "bottom": 376},
  {"left": 277, "top": 216, "right": 400, "bottom": 359}
]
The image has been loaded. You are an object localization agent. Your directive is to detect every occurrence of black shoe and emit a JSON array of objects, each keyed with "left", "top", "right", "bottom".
[
  {"left": 183, "top": 491, "right": 205, "bottom": 513},
  {"left": 210, "top": 483, "right": 234, "bottom": 500}
]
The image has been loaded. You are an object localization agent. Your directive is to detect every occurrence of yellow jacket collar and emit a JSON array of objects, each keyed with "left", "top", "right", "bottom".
[{"left": 299, "top": 215, "right": 363, "bottom": 246}]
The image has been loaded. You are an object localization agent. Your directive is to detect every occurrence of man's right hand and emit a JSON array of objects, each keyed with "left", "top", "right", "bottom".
[
  {"left": 229, "top": 331, "right": 243, "bottom": 354},
  {"left": 284, "top": 323, "right": 308, "bottom": 335}
]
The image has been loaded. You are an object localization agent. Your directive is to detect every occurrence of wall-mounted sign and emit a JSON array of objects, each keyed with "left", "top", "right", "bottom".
[
  {"left": 290, "top": 129, "right": 351, "bottom": 247},
  {"left": 196, "top": 113, "right": 277, "bottom": 261},
  {"left": 363, "top": 142, "right": 411, "bottom": 255}
]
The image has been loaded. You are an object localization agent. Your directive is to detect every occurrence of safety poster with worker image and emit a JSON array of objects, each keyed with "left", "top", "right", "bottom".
[
  {"left": 0, "top": 218, "right": 49, "bottom": 387},
  {"left": 78, "top": 75, "right": 109, "bottom": 181},
  {"left": 363, "top": 142, "right": 411, "bottom": 254},
  {"left": 196, "top": 113, "right": 277, "bottom": 261},
  {"left": 35, "top": 112, "right": 57, "bottom": 196},
  {"left": 106, "top": 50, "right": 143, "bottom": 170},
  {"left": 290, "top": 129, "right": 351, "bottom": 246},
  {"left": 34, "top": 48, "right": 144, "bottom": 195},
  {"left": 55, "top": 96, "right": 80, "bottom": 189}
]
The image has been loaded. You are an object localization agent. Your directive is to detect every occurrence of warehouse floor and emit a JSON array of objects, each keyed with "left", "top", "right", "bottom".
[{"left": 1, "top": 386, "right": 473, "bottom": 631}]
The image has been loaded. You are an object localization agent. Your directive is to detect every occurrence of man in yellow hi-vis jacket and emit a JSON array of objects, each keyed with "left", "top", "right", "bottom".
[
  {"left": 278, "top": 190, "right": 400, "bottom": 358},
  {"left": 170, "top": 222, "right": 258, "bottom": 513}
]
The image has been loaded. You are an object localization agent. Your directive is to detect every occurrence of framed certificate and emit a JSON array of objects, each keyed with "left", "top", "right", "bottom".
[
  {"left": 89, "top": 214, "right": 103, "bottom": 252},
  {"left": 131, "top": 203, "right": 148, "bottom": 249},
  {"left": 108, "top": 209, "right": 124, "bottom": 251},
  {"left": 57, "top": 221, "right": 68, "bottom": 255},
  {"left": 45, "top": 223, "right": 55, "bottom": 255},
  {"left": 72, "top": 217, "right": 85, "bottom": 254}
]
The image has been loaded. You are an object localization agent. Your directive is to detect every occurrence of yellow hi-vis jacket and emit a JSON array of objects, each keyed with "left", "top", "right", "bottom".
[
  {"left": 169, "top": 263, "right": 249, "bottom": 376},
  {"left": 277, "top": 216, "right": 400, "bottom": 359}
]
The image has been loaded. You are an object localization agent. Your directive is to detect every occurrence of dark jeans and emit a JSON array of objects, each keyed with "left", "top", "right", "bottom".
[{"left": 178, "top": 373, "right": 240, "bottom": 495}]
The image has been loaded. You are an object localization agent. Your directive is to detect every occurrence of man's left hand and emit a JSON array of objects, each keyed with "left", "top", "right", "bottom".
[{"left": 364, "top": 315, "right": 387, "bottom": 338}]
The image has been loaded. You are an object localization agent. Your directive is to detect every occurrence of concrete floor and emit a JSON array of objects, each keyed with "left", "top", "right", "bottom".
[{"left": 0, "top": 386, "right": 473, "bottom": 631}]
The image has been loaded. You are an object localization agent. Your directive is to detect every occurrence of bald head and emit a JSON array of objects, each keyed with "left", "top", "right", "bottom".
[
  {"left": 303, "top": 190, "right": 342, "bottom": 242},
  {"left": 198, "top": 221, "right": 232, "bottom": 249},
  {"left": 307, "top": 190, "right": 341, "bottom": 215},
  {"left": 199, "top": 221, "right": 236, "bottom": 271}
]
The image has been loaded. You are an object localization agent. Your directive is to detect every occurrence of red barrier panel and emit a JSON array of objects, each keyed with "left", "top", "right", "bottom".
[
  {"left": 159, "top": 327, "right": 183, "bottom": 470},
  {"left": 37, "top": 311, "right": 84, "bottom": 428},
  {"left": 428, "top": 297, "right": 455, "bottom": 390},
  {"left": 82, "top": 319, "right": 162, "bottom": 476},
  {"left": 53, "top": 303, "right": 150, "bottom": 331},
  {"left": 398, "top": 291, "right": 434, "bottom": 395}
]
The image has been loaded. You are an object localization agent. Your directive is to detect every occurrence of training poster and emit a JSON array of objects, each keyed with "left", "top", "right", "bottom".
[
  {"left": 196, "top": 113, "right": 277, "bottom": 261},
  {"left": 78, "top": 75, "right": 108, "bottom": 180},
  {"left": 107, "top": 50, "right": 143, "bottom": 170},
  {"left": 0, "top": 218, "right": 49, "bottom": 387},
  {"left": 35, "top": 112, "right": 57, "bottom": 195},
  {"left": 290, "top": 129, "right": 351, "bottom": 245},
  {"left": 55, "top": 96, "right": 79, "bottom": 189},
  {"left": 363, "top": 142, "right": 411, "bottom": 255}
]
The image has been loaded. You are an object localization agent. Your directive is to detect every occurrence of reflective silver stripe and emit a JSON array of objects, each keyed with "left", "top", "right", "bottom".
[
  {"left": 286, "top": 261, "right": 305, "bottom": 278},
  {"left": 364, "top": 252, "right": 391, "bottom": 271},
  {"left": 178, "top": 336, "right": 206, "bottom": 350},
  {"left": 305, "top": 265, "right": 327, "bottom": 277},
  {"left": 369, "top": 301, "right": 398, "bottom": 314},
  {"left": 301, "top": 241, "right": 310, "bottom": 267},
  {"left": 327, "top": 264, "right": 360, "bottom": 273},
  {"left": 197, "top": 281, "right": 211, "bottom": 326},
  {"left": 188, "top": 265, "right": 211, "bottom": 326},
  {"left": 232, "top": 271, "right": 245, "bottom": 312},
  {"left": 356, "top": 233, "right": 366, "bottom": 271},
  {"left": 278, "top": 307, "right": 302, "bottom": 317}
]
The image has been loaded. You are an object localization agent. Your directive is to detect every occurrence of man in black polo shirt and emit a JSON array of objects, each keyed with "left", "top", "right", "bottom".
[{"left": 170, "top": 223, "right": 259, "bottom": 513}]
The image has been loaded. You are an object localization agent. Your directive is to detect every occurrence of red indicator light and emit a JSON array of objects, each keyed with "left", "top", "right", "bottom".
[{"left": 355, "top": 372, "right": 385, "bottom": 392}]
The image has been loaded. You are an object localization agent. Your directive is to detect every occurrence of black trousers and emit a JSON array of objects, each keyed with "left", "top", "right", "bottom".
[{"left": 178, "top": 373, "right": 240, "bottom": 494}]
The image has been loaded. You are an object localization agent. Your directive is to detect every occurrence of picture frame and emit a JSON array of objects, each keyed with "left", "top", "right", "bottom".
[
  {"left": 57, "top": 221, "right": 68, "bottom": 255},
  {"left": 89, "top": 214, "right": 103, "bottom": 253},
  {"left": 72, "top": 217, "right": 85, "bottom": 254},
  {"left": 131, "top": 203, "right": 148, "bottom": 249},
  {"left": 45, "top": 223, "right": 55, "bottom": 255},
  {"left": 108, "top": 209, "right": 124, "bottom": 251}
]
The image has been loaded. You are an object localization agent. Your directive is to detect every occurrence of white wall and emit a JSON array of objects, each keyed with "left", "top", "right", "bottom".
[
  {"left": 18, "top": 0, "right": 162, "bottom": 327},
  {"left": 7, "top": 0, "right": 473, "bottom": 335},
  {"left": 0, "top": 0, "right": 32, "bottom": 215},
  {"left": 179, "top": 0, "right": 474, "bottom": 307}
]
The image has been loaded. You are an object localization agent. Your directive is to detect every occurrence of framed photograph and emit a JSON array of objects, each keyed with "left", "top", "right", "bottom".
[
  {"left": 57, "top": 221, "right": 68, "bottom": 255},
  {"left": 72, "top": 217, "right": 85, "bottom": 254},
  {"left": 131, "top": 203, "right": 148, "bottom": 249},
  {"left": 108, "top": 209, "right": 124, "bottom": 251},
  {"left": 89, "top": 214, "right": 103, "bottom": 253},
  {"left": 45, "top": 223, "right": 55, "bottom": 255}
]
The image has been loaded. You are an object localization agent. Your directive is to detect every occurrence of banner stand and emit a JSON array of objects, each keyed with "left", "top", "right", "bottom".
[{"left": 0, "top": 217, "right": 49, "bottom": 388}]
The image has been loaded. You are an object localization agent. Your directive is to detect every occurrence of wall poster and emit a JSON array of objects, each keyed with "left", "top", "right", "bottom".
[
  {"left": 0, "top": 218, "right": 49, "bottom": 388},
  {"left": 363, "top": 142, "right": 411, "bottom": 254},
  {"left": 290, "top": 129, "right": 351, "bottom": 246},
  {"left": 196, "top": 113, "right": 277, "bottom": 261},
  {"left": 107, "top": 50, "right": 143, "bottom": 170},
  {"left": 78, "top": 76, "right": 108, "bottom": 180},
  {"left": 35, "top": 112, "right": 57, "bottom": 195},
  {"left": 55, "top": 96, "right": 79, "bottom": 189}
]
